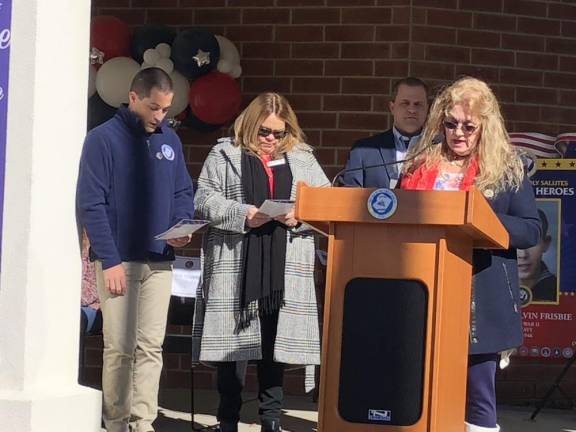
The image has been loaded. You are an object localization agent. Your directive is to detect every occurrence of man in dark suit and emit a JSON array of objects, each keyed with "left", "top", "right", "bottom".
[{"left": 340, "top": 77, "right": 429, "bottom": 188}]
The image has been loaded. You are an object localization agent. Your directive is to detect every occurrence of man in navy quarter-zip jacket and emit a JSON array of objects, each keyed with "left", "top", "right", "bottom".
[{"left": 77, "top": 67, "right": 194, "bottom": 432}]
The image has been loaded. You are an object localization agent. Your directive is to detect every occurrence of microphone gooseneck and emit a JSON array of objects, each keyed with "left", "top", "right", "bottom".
[{"left": 331, "top": 133, "right": 445, "bottom": 187}]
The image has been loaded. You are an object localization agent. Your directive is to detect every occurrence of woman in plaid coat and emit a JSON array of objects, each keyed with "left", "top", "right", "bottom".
[{"left": 192, "top": 93, "right": 329, "bottom": 432}]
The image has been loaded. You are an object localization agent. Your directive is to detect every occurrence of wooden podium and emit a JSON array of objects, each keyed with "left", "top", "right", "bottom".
[{"left": 294, "top": 184, "right": 509, "bottom": 432}]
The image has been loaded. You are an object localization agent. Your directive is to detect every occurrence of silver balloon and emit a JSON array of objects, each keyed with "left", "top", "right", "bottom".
[
  {"left": 156, "top": 43, "right": 171, "bottom": 58},
  {"left": 230, "top": 64, "right": 242, "bottom": 79},
  {"left": 156, "top": 58, "right": 174, "bottom": 75},
  {"left": 215, "top": 35, "right": 240, "bottom": 65},
  {"left": 168, "top": 70, "right": 190, "bottom": 117},
  {"left": 143, "top": 48, "right": 160, "bottom": 65},
  {"left": 95, "top": 57, "right": 140, "bottom": 107},
  {"left": 217, "top": 59, "right": 233, "bottom": 74}
]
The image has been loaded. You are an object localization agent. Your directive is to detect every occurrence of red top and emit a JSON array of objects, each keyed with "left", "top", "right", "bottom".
[
  {"left": 400, "top": 158, "right": 479, "bottom": 191},
  {"left": 260, "top": 154, "right": 275, "bottom": 198}
]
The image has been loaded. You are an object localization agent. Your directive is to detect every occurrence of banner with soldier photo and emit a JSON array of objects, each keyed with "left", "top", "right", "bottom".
[{"left": 511, "top": 133, "right": 576, "bottom": 360}]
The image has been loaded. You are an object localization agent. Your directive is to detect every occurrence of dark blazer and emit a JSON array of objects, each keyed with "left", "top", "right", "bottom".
[
  {"left": 470, "top": 174, "right": 541, "bottom": 354},
  {"left": 339, "top": 129, "right": 399, "bottom": 188}
]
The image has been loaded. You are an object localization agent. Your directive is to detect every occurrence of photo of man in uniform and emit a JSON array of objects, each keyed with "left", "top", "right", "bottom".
[{"left": 517, "top": 208, "right": 559, "bottom": 303}]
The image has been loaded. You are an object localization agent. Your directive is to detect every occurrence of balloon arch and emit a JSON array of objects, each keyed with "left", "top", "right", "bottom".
[{"left": 88, "top": 16, "right": 242, "bottom": 131}]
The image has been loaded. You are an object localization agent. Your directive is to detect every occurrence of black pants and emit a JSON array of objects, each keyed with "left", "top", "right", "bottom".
[{"left": 217, "top": 312, "right": 285, "bottom": 424}]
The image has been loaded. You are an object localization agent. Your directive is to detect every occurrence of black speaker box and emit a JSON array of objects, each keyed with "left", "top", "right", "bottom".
[{"left": 338, "top": 277, "right": 428, "bottom": 426}]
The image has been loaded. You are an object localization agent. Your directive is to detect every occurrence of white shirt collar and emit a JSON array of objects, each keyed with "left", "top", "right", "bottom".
[{"left": 392, "top": 126, "right": 422, "bottom": 152}]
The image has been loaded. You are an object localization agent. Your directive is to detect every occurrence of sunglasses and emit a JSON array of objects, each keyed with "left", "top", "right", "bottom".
[
  {"left": 443, "top": 119, "right": 479, "bottom": 134},
  {"left": 258, "top": 127, "right": 287, "bottom": 140}
]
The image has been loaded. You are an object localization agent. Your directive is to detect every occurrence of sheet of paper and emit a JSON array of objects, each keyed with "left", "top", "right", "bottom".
[
  {"left": 154, "top": 219, "right": 209, "bottom": 240},
  {"left": 259, "top": 200, "right": 295, "bottom": 218},
  {"left": 171, "top": 256, "right": 201, "bottom": 298}
]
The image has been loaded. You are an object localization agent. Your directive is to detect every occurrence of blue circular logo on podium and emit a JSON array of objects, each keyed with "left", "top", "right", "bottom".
[{"left": 367, "top": 188, "right": 398, "bottom": 220}]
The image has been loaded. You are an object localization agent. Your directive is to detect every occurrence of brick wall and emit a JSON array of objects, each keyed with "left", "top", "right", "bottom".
[{"left": 90, "top": 0, "right": 576, "bottom": 405}]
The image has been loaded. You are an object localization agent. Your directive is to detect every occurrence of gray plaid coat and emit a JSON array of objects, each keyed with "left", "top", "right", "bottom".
[{"left": 192, "top": 138, "right": 329, "bottom": 365}]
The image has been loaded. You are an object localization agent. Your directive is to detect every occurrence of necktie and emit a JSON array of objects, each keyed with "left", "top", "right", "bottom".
[{"left": 400, "top": 136, "right": 410, "bottom": 152}]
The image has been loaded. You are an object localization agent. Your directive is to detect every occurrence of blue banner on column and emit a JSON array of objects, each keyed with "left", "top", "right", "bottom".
[{"left": 0, "top": 0, "right": 11, "bottom": 268}]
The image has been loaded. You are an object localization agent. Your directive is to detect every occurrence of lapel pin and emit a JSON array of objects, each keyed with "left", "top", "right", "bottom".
[{"left": 483, "top": 189, "right": 494, "bottom": 198}]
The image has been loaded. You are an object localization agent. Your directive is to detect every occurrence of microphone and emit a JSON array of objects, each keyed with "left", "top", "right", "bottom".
[{"left": 331, "top": 133, "right": 444, "bottom": 187}]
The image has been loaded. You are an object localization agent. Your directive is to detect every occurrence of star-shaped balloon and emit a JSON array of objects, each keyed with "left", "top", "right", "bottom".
[
  {"left": 193, "top": 49, "right": 211, "bottom": 67},
  {"left": 171, "top": 29, "right": 220, "bottom": 79},
  {"left": 90, "top": 47, "right": 104, "bottom": 65}
]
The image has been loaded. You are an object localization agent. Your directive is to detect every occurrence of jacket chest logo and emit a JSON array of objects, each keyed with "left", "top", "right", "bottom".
[{"left": 161, "top": 144, "right": 175, "bottom": 161}]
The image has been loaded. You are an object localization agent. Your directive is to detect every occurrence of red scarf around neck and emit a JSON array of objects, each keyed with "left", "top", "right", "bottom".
[{"left": 401, "top": 158, "right": 479, "bottom": 191}]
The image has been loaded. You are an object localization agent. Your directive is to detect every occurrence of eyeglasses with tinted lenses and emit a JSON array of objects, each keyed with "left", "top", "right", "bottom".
[
  {"left": 443, "top": 120, "right": 478, "bottom": 134},
  {"left": 258, "top": 127, "right": 287, "bottom": 139}
]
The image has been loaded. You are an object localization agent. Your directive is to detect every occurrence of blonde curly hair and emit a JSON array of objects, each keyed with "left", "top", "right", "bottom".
[{"left": 403, "top": 77, "right": 524, "bottom": 194}]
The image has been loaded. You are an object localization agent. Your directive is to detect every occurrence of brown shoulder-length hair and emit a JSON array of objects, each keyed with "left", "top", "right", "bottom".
[{"left": 232, "top": 92, "right": 306, "bottom": 157}]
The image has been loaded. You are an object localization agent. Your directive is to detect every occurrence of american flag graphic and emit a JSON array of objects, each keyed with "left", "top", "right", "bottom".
[
  {"left": 555, "top": 133, "right": 576, "bottom": 158},
  {"left": 509, "top": 133, "right": 561, "bottom": 158},
  {"left": 509, "top": 132, "right": 576, "bottom": 159}
]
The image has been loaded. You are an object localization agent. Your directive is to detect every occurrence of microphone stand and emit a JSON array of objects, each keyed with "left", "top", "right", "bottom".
[{"left": 331, "top": 134, "right": 444, "bottom": 187}]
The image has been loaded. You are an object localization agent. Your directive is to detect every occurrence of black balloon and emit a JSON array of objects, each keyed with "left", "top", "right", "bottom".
[
  {"left": 182, "top": 108, "right": 223, "bottom": 133},
  {"left": 131, "top": 24, "right": 176, "bottom": 64},
  {"left": 171, "top": 29, "right": 220, "bottom": 80},
  {"left": 87, "top": 94, "right": 117, "bottom": 131}
]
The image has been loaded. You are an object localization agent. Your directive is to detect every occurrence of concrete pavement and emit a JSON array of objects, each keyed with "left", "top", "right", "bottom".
[{"left": 150, "top": 389, "right": 576, "bottom": 432}]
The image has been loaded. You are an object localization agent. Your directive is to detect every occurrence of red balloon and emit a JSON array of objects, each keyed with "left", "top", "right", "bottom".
[
  {"left": 90, "top": 16, "right": 130, "bottom": 64},
  {"left": 188, "top": 71, "right": 241, "bottom": 125}
]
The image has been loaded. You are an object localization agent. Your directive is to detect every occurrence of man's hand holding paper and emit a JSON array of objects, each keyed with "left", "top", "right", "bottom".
[
  {"left": 167, "top": 236, "right": 192, "bottom": 247},
  {"left": 154, "top": 219, "right": 209, "bottom": 241}
]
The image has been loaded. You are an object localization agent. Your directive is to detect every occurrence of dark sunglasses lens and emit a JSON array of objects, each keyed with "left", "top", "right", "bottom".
[
  {"left": 258, "top": 127, "right": 271, "bottom": 137},
  {"left": 443, "top": 121, "right": 477, "bottom": 133},
  {"left": 259, "top": 127, "right": 286, "bottom": 139}
]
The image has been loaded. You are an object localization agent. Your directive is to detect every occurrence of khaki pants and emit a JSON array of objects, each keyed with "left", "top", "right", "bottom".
[{"left": 96, "top": 261, "right": 172, "bottom": 432}]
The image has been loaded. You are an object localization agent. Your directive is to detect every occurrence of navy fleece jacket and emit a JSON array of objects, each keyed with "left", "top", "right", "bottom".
[{"left": 77, "top": 106, "right": 194, "bottom": 269}]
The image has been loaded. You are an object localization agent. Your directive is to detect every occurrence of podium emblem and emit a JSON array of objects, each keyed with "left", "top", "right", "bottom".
[
  {"left": 367, "top": 188, "right": 398, "bottom": 220},
  {"left": 368, "top": 409, "right": 391, "bottom": 422}
]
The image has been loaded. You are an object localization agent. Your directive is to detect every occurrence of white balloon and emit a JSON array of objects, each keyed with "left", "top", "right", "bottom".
[
  {"left": 156, "top": 58, "right": 174, "bottom": 75},
  {"left": 143, "top": 48, "right": 160, "bottom": 65},
  {"left": 230, "top": 64, "right": 242, "bottom": 79},
  {"left": 217, "top": 59, "right": 232, "bottom": 74},
  {"left": 215, "top": 35, "right": 240, "bottom": 65},
  {"left": 156, "top": 43, "right": 171, "bottom": 59},
  {"left": 168, "top": 71, "right": 190, "bottom": 118},
  {"left": 88, "top": 64, "right": 97, "bottom": 97},
  {"left": 96, "top": 57, "right": 140, "bottom": 107}
]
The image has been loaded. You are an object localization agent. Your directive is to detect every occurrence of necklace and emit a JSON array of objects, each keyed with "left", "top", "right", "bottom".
[{"left": 449, "top": 159, "right": 466, "bottom": 167}]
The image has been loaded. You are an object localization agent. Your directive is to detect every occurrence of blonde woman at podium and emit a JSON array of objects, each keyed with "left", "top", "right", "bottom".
[
  {"left": 193, "top": 93, "right": 329, "bottom": 432},
  {"left": 401, "top": 77, "right": 541, "bottom": 432}
]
